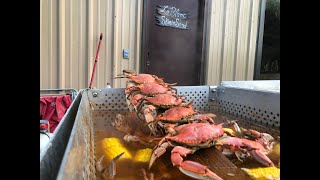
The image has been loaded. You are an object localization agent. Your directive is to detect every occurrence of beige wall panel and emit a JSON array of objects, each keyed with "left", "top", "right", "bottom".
[
  {"left": 41, "top": 0, "right": 59, "bottom": 88},
  {"left": 205, "top": 0, "right": 225, "bottom": 85},
  {"left": 40, "top": 0, "right": 260, "bottom": 89},
  {"left": 235, "top": 0, "right": 251, "bottom": 80},
  {"left": 40, "top": 0, "right": 143, "bottom": 89},
  {"left": 205, "top": 0, "right": 261, "bottom": 85},
  {"left": 221, "top": 0, "right": 239, "bottom": 81},
  {"left": 40, "top": 0, "right": 49, "bottom": 88}
]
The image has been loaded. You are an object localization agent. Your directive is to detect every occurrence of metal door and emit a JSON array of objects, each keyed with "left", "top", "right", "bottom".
[{"left": 142, "top": 0, "right": 206, "bottom": 85}]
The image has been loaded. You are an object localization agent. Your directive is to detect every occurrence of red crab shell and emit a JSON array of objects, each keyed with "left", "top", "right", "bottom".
[
  {"left": 128, "top": 74, "right": 160, "bottom": 84},
  {"left": 241, "top": 138, "right": 268, "bottom": 153},
  {"left": 167, "top": 123, "right": 224, "bottom": 146},
  {"left": 192, "top": 113, "right": 217, "bottom": 120},
  {"left": 141, "top": 93, "right": 185, "bottom": 107},
  {"left": 156, "top": 106, "right": 196, "bottom": 122},
  {"left": 129, "top": 82, "right": 172, "bottom": 95},
  {"left": 216, "top": 136, "right": 274, "bottom": 166}
]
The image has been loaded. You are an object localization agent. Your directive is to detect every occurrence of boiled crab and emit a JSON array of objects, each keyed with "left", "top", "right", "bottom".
[
  {"left": 149, "top": 122, "right": 225, "bottom": 180},
  {"left": 226, "top": 120, "right": 275, "bottom": 151},
  {"left": 136, "top": 92, "right": 188, "bottom": 125},
  {"left": 155, "top": 106, "right": 217, "bottom": 125},
  {"left": 126, "top": 82, "right": 177, "bottom": 110},
  {"left": 137, "top": 92, "right": 186, "bottom": 112},
  {"left": 144, "top": 103, "right": 218, "bottom": 136},
  {"left": 189, "top": 113, "right": 217, "bottom": 124},
  {"left": 115, "top": 69, "right": 165, "bottom": 84},
  {"left": 156, "top": 105, "right": 197, "bottom": 123},
  {"left": 215, "top": 136, "right": 275, "bottom": 167},
  {"left": 126, "top": 82, "right": 177, "bottom": 97}
]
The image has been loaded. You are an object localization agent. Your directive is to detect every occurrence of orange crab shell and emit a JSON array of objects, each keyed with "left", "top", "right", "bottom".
[
  {"left": 167, "top": 123, "right": 225, "bottom": 146},
  {"left": 127, "top": 74, "right": 164, "bottom": 84},
  {"left": 133, "top": 82, "right": 171, "bottom": 95},
  {"left": 142, "top": 93, "right": 185, "bottom": 107},
  {"left": 157, "top": 106, "right": 196, "bottom": 122}
]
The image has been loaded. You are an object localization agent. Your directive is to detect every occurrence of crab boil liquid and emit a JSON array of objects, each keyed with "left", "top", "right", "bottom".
[{"left": 92, "top": 110, "right": 279, "bottom": 180}]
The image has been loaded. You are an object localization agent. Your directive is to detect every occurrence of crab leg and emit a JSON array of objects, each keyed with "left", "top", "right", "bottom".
[
  {"left": 136, "top": 99, "right": 148, "bottom": 114},
  {"left": 149, "top": 142, "right": 170, "bottom": 169},
  {"left": 247, "top": 149, "right": 275, "bottom": 167},
  {"left": 127, "top": 88, "right": 139, "bottom": 100},
  {"left": 104, "top": 152, "right": 125, "bottom": 179},
  {"left": 216, "top": 136, "right": 275, "bottom": 167},
  {"left": 142, "top": 105, "right": 156, "bottom": 123},
  {"left": 226, "top": 120, "right": 242, "bottom": 136},
  {"left": 131, "top": 94, "right": 145, "bottom": 110},
  {"left": 191, "top": 113, "right": 216, "bottom": 124},
  {"left": 96, "top": 155, "right": 106, "bottom": 173},
  {"left": 171, "top": 146, "right": 223, "bottom": 180},
  {"left": 123, "top": 69, "right": 138, "bottom": 75}
]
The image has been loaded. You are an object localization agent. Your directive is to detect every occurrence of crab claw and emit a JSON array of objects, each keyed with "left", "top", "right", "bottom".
[
  {"left": 257, "top": 133, "right": 275, "bottom": 151},
  {"left": 95, "top": 155, "right": 106, "bottom": 173},
  {"left": 143, "top": 105, "right": 157, "bottom": 123},
  {"left": 171, "top": 146, "right": 223, "bottom": 180},
  {"left": 242, "top": 129, "right": 262, "bottom": 139},
  {"left": 226, "top": 120, "right": 241, "bottom": 134},
  {"left": 241, "top": 139, "right": 275, "bottom": 167},
  {"left": 248, "top": 149, "right": 275, "bottom": 167},
  {"left": 178, "top": 161, "right": 223, "bottom": 180},
  {"left": 123, "top": 69, "right": 137, "bottom": 75},
  {"left": 149, "top": 142, "right": 170, "bottom": 169}
]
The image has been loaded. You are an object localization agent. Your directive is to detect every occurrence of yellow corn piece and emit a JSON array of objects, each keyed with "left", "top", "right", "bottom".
[
  {"left": 241, "top": 167, "right": 280, "bottom": 180},
  {"left": 101, "top": 138, "right": 132, "bottom": 161},
  {"left": 133, "top": 148, "right": 152, "bottom": 163},
  {"left": 223, "top": 128, "right": 236, "bottom": 136},
  {"left": 271, "top": 143, "right": 280, "bottom": 156}
]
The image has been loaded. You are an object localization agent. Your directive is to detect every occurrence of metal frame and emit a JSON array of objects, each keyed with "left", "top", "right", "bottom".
[
  {"left": 56, "top": 89, "right": 96, "bottom": 180},
  {"left": 254, "top": 0, "right": 266, "bottom": 80},
  {"left": 40, "top": 88, "right": 78, "bottom": 101},
  {"left": 211, "top": 85, "right": 280, "bottom": 128},
  {"left": 40, "top": 92, "right": 82, "bottom": 180},
  {"left": 220, "top": 80, "right": 280, "bottom": 92},
  {"left": 55, "top": 84, "right": 280, "bottom": 179}
]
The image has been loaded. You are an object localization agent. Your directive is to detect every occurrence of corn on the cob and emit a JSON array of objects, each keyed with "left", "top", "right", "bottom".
[
  {"left": 101, "top": 138, "right": 132, "bottom": 161},
  {"left": 134, "top": 148, "right": 152, "bottom": 163},
  {"left": 223, "top": 128, "right": 236, "bottom": 136},
  {"left": 241, "top": 167, "right": 280, "bottom": 180}
]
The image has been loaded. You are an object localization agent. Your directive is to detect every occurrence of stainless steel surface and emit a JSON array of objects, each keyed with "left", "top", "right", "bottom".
[
  {"left": 175, "top": 86, "right": 211, "bottom": 110},
  {"left": 40, "top": 92, "right": 82, "bottom": 180},
  {"left": 56, "top": 90, "right": 96, "bottom": 180},
  {"left": 220, "top": 80, "right": 280, "bottom": 92},
  {"left": 92, "top": 91, "right": 98, "bottom": 97},
  {"left": 56, "top": 84, "right": 280, "bottom": 179},
  {"left": 89, "top": 86, "right": 213, "bottom": 111},
  {"left": 88, "top": 88, "right": 128, "bottom": 111},
  {"left": 212, "top": 85, "right": 280, "bottom": 128},
  {"left": 40, "top": 88, "right": 78, "bottom": 101}
]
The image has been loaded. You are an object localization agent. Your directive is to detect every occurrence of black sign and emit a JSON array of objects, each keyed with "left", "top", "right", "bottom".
[{"left": 156, "top": 5, "right": 189, "bottom": 30}]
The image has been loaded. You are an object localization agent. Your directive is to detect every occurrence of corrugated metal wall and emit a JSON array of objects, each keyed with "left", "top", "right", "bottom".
[
  {"left": 40, "top": 0, "right": 142, "bottom": 89},
  {"left": 205, "top": 0, "right": 260, "bottom": 85},
  {"left": 40, "top": 0, "right": 261, "bottom": 89}
]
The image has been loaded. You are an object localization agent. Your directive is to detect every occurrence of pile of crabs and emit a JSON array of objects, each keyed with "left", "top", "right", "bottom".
[{"left": 114, "top": 70, "right": 280, "bottom": 180}]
